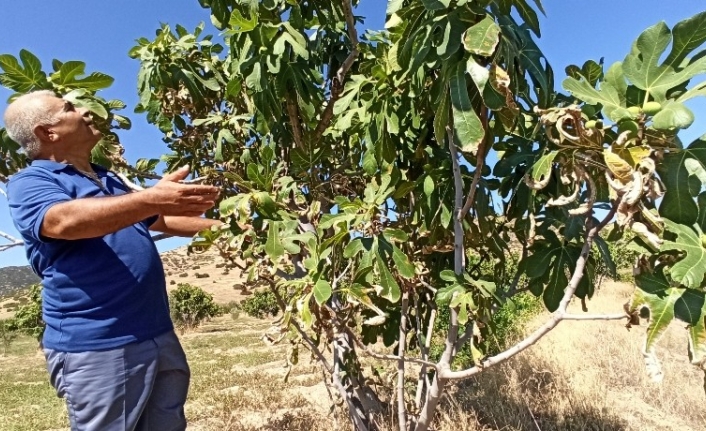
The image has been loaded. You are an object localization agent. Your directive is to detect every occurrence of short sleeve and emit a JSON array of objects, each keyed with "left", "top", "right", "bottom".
[
  {"left": 7, "top": 170, "right": 72, "bottom": 243},
  {"left": 144, "top": 214, "right": 159, "bottom": 228}
]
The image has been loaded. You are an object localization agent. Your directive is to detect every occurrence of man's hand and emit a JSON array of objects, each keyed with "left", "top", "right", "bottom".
[
  {"left": 41, "top": 166, "right": 219, "bottom": 240},
  {"left": 143, "top": 166, "right": 219, "bottom": 217}
]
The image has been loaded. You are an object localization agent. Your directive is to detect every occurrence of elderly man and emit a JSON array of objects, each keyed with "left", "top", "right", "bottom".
[{"left": 4, "top": 90, "right": 220, "bottom": 431}]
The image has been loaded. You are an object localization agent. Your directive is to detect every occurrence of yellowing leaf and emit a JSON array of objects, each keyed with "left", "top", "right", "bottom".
[{"left": 603, "top": 150, "right": 633, "bottom": 182}]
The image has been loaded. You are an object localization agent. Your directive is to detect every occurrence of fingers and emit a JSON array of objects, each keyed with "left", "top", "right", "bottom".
[
  {"left": 161, "top": 165, "right": 191, "bottom": 182},
  {"left": 181, "top": 185, "right": 219, "bottom": 196}
]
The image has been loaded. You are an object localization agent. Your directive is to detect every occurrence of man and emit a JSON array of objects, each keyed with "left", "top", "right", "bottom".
[{"left": 4, "top": 90, "right": 220, "bottom": 431}]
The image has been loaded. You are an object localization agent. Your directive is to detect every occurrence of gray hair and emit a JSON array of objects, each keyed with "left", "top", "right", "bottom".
[{"left": 3, "top": 90, "right": 60, "bottom": 159}]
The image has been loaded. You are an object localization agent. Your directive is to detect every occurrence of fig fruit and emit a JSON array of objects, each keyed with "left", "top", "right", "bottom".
[
  {"left": 585, "top": 120, "right": 597, "bottom": 129},
  {"left": 627, "top": 106, "right": 642, "bottom": 115},
  {"left": 643, "top": 101, "right": 662, "bottom": 116},
  {"left": 618, "top": 119, "right": 639, "bottom": 139}
]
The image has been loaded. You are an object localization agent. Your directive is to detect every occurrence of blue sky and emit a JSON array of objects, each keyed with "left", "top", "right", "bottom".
[{"left": 1, "top": 1, "right": 705, "bottom": 267}]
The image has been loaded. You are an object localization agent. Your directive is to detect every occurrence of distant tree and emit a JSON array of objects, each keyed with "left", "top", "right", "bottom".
[
  {"left": 2, "top": 2, "right": 706, "bottom": 430},
  {"left": 6, "top": 284, "right": 44, "bottom": 343},
  {"left": 169, "top": 283, "right": 222, "bottom": 331}
]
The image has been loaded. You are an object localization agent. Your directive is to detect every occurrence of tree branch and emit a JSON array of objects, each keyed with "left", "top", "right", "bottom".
[
  {"left": 562, "top": 313, "right": 628, "bottom": 321},
  {"left": 453, "top": 321, "right": 474, "bottom": 356},
  {"left": 285, "top": 92, "right": 304, "bottom": 148},
  {"left": 440, "top": 202, "right": 620, "bottom": 381},
  {"left": 397, "top": 291, "right": 409, "bottom": 431},
  {"left": 114, "top": 162, "right": 162, "bottom": 181},
  {"left": 350, "top": 333, "right": 438, "bottom": 369},
  {"left": 458, "top": 110, "right": 489, "bottom": 220},
  {"left": 0, "top": 231, "right": 24, "bottom": 253},
  {"left": 311, "top": 0, "right": 360, "bottom": 144}
]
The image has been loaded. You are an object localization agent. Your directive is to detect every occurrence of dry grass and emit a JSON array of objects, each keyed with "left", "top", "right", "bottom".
[
  {"left": 0, "top": 280, "right": 704, "bottom": 430},
  {"left": 427, "top": 280, "right": 706, "bottom": 431}
]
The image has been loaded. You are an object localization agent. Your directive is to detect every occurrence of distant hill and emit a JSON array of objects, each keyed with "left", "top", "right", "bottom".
[{"left": 0, "top": 265, "right": 40, "bottom": 297}]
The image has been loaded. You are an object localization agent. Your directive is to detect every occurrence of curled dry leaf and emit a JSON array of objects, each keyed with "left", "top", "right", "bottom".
[
  {"left": 546, "top": 182, "right": 580, "bottom": 207},
  {"left": 363, "top": 315, "right": 388, "bottom": 326},
  {"left": 630, "top": 221, "right": 663, "bottom": 250},
  {"left": 624, "top": 171, "right": 644, "bottom": 206},
  {"left": 524, "top": 172, "right": 552, "bottom": 190}
]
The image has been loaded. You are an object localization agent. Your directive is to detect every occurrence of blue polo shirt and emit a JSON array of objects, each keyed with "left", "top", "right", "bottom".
[{"left": 7, "top": 160, "right": 173, "bottom": 352}]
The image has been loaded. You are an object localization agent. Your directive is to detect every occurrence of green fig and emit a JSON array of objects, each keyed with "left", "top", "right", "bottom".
[
  {"left": 643, "top": 101, "right": 662, "bottom": 116},
  {"left": 618, "top": 119, "right": 639, "bottom": 139},
  {"left": 585, "top": 120, "right": 597, "bottom": 129},
  {"left": 627, "top": 106, "right": 642, "bottom": 116}
]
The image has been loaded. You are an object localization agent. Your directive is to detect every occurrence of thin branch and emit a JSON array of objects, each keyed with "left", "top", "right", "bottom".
[
  {"left": 115, "top": 172, "right": 145, "bottom": 191},
  {"left": 0, "top": 231, "right": 19, "bottom": 242},
  {"left": 415, "top": 290, "right": 436, "bottom": 410},
  {"left": 440, "top": 202, "right": 620, "bottom": 381},
  {"left": 114, "top": 162, "right": 162, "bottom": 181},
  {"left": 0, "top": 231, "right": 24, "bottom": 253},
  {"left": 447, "top": 127, "right": 465, "bottom": 275},
  {"left": 311, "top": 0, "right": 360, "bottom": 144},
  {"left": 352, "top": 336, "right": 438, "bottom": 369},
  {"left": 458, "top": 111, "right": 489, "bottom": 220},
  {"left": 331, "top": 342, "right": 369, "bottom": 431},
  {"left": 562, "top": 313, "right": 628, "bottom": 321},
  {"left": 418, "top": 279, "right": 437, "bottom": 294},
  {"left": 397, "top": 291, "right": 409, "bottom": 431},
  {"left": 453, "top": 321, "right": 474, "bottom": 356},
  {"left": 285, "top": 92, "right": 304, "bottom": 148}
]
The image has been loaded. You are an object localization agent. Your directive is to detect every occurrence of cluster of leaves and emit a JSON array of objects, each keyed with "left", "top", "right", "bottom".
[
  {"left": 168, "top": 282, "right": 223, "bottom": 332},
  {"left": 0, "top": 51, "right": 134, "bottom": 179},
  {"left": 556, "top": 12, "right": 706, "bottom": 378}
]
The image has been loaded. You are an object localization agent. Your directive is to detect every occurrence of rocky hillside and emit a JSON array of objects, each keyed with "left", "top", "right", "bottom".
[
  {"left": 0, "top": 245, "right": 247, "bottom": 304},
  {"left": 0, "top": 265, "right": 40, "bottom": 297}
]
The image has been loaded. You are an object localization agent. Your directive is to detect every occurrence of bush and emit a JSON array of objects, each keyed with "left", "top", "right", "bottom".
[
  {"left": 432, "top": 293, "right": 542, "bottom": 369},
  {"left": 6, "top": 284, "right": 45, "bottom": 343},
  {"left": 240, "top": 288, "right": 281, "bottom": 319},
  {"left": 168, "top": 283, "right": 223, "bottom": 332}
]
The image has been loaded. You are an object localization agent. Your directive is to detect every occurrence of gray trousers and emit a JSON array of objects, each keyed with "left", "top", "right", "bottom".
[{"left": 44, "top": 330, "right": 190, "bottom": 431}]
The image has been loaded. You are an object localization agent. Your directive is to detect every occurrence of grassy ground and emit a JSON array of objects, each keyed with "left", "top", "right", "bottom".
[{"left": 0, "top": 281, "right": 704, "bottom": 430}]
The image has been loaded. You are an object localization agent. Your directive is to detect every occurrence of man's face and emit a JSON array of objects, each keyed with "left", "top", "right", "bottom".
[{"left": 41, "top": 96, "right": 102, "bottom": 148}]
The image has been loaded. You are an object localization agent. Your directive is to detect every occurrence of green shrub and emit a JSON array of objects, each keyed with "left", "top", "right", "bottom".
[
  {"left": 168, "top": 283, "right": 222, "bottom": 332},
  {"left": 431, "top": 293, "right": 542, "bottom": 369},
  {"left": 6, "top": 284, "right": 44, "bottom": 343},
  {"left": 240, "top": 288, "right": 281, "bottom": 319},
  {"left": 482, "top": 292, "right": 542, "bottom": 353}
]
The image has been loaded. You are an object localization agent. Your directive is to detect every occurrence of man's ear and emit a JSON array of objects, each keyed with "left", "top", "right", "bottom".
[{"left": 33, "top": 124, "right": 57, "bottom": 143}]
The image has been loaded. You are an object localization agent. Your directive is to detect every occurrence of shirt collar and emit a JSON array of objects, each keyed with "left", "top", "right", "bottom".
[{"left": 30, "top": 159, "right": 108, "bottom": 174}]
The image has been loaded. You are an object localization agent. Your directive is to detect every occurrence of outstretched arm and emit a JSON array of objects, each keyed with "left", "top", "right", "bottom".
[
  {"left": 149, "top": 215, "right": 222, "bottom": 237},
  {"left": 41, "top": 166, "right": 219, "bottom": 240}
]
